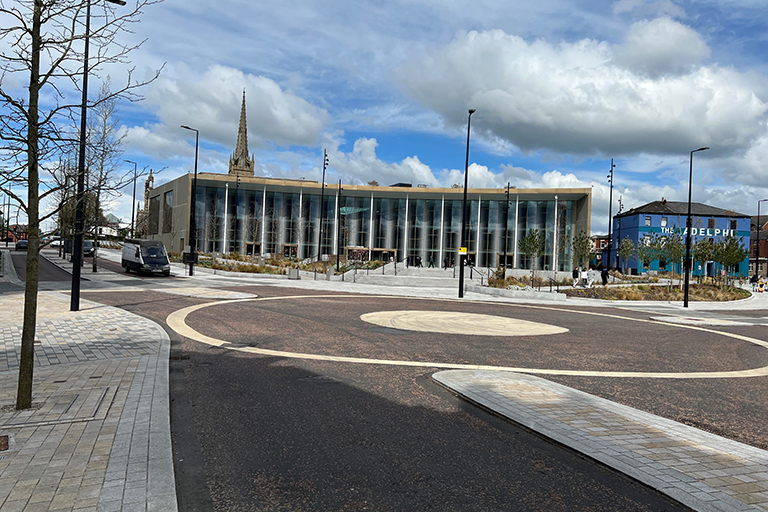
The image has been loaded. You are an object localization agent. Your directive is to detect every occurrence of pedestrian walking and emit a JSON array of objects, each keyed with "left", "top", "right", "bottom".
[
  {"left": 428, "top": 257, "right": 435, "bottom": 268},
  {"left": 587, "top": 266, "right": 596, "bottom": 288},
  {"left": 572, "top": 266, "right": 579, "bottom": 287},
  {"left": 751, "top": 274, "right": 759, "bottom": 292},
  {"left": 443, "top": 257, "right": 449, "bottom": 270},
  {"left": 601, "top": 267, "right": 609, "bottom": 287}
]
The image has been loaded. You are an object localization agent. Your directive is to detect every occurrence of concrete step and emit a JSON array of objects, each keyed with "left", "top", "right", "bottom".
[{"left": 352, "top": 274, "right": 461, "bottom": 288}]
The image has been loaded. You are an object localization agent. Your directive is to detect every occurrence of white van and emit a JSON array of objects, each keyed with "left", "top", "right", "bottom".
[{"left": 122, "top": 239, "right": 171, "bottom": 276}]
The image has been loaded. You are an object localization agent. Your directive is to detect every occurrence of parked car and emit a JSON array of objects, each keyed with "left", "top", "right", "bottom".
[
  {"left": 83, "top": 240, "right": 94, "bottom": 257},
  {"left": 15, "top": 239, "right": 28, "bottom": 251},
  {"left": 49, "top": 239, "right": 62, "bottom": 247}
]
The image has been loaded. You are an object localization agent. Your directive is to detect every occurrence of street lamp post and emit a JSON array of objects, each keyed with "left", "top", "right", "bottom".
[
  {"left": 234, "top": 175, "right": 240, "bottom": 254},
  {"left": 71, "top": 0, "right": 127, "bottom": 312},
  {"left": 458, "top": 109, "right": 476, "bottom": 298},
  {"left": 757, "top": 199, "right": 768, "bottom": 278},
  {"left": 125, "top": 160, "right": 137, "bottom": 237},
  {"left": 317, "top": 149, "right": 329, "bottom": 274},
  {"left": 181, "top": 125, "right": 199, "bottom": 276},
  {"left": 683, "top": 147, "right": 710, "bottom": 308},
  {"left": 607, "top": 159, "right": 615, "bottom": 269},
  {"left": 336, "top": 179, "right": 343, "bottom": 272},
  {"left": 503, "top": 182, "right": 510, "bottom": 271}
]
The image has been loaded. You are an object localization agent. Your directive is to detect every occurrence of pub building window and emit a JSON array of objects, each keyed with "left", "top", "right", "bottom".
[
  {"left": 661, "top": 217, "right": 667, "bottom": 227},
  {"left": 708, "top": 218, "right": 715, "bottom": 229},
  {"left": 730, "top": 219, "right": 737, "bottom": 230},
  {"left": 645, "top": 216, "right": 651, "bottom": 226}
]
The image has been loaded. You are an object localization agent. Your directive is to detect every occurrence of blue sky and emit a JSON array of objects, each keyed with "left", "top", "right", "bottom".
[{"left": 5, "top": 0, "right": 768, "bottom": 234}]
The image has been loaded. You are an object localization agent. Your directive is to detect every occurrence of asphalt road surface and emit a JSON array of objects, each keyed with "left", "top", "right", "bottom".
[
  {"left": 86, "top": 287, "right": 706, "bottom": 512},
  {"left": 11, "top": 251, "right": 72, "bottom": 281}
]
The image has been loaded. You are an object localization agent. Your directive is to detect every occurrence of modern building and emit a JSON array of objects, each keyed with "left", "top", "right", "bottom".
[
  {"left": 145, "top": 94, "right": 592, "bottom": 270},
  {"left": 605, "top": 200, "right": 751, "bottom": 276}
]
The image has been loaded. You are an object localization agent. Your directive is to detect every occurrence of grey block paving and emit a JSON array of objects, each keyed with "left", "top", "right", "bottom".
[
  {"left": 0, "top": 290, "right": 177, "bottom": 512},
  {"left": 434, "top": 370, "right": 768, "bottom": 512}
]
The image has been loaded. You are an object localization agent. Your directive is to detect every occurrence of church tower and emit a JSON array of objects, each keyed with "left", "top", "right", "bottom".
[{"left": 229, "top": 90, "right": 255, "bottom": 177}]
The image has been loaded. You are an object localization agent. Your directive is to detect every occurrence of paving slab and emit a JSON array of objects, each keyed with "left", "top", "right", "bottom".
[
  {"left": 0, "top": 291, "right": 177, "bottom": 512},
  {"left": 434, "top": 370, "right": 768, "bottom": 512}
]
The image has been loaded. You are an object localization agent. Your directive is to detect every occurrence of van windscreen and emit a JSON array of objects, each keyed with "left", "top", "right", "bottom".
[{"left": 141, "top": 246, "right": 168, "bottom": 264}]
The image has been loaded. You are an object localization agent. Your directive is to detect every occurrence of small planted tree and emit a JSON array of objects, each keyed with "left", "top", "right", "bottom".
[
  {"left": 571, "top": 230, "right": 591, "bottom": 270},
  {"left": 661, "top": 230, "right": 685, "bottom": 288},
  {"left": 714, "top": 233, "right": 749, "bottom": 286},
  {"left": 692, "top": 237, "right": 714, "bottom": 284},
  {"left": 635, "top": 234, "right": 662, "bottom": 274},
  {"left": 617, "top": 236, "right": 635, "bottom": 274},
  {"left": 518, "top": 229, "right": 546, "bottom": 282}
]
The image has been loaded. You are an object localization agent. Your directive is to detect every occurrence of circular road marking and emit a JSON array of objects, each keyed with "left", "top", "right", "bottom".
[
  {"left": 165, "top": 295, "right": 768, "bottom": 379},
  {"left": 360, "top": 310, "right": 569, "bottom": 336}
]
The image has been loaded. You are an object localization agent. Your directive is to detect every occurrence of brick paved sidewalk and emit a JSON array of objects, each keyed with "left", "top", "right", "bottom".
[
  {"left": 0, "top": 291, "right": 177, "bottom": 512},
  {"left": 434, "top": 370, "right": 768, "bottom": 512}
]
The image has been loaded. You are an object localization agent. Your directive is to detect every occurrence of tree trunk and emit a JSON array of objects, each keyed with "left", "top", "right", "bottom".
[{"left": 17, "top": 1, "right": 42, "bottom": 411}]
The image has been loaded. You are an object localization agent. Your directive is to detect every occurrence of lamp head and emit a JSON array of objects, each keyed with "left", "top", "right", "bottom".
[
  {"left": 695, "top": 147, "right": 710, "bottom": 152},
  {"left": 468, "top": 109, "right": 476, "bottom": 115}
]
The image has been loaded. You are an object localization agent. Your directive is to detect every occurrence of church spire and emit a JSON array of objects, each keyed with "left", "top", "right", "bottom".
[{"left": 229, "top": 89, "right": 255, "bottom": 177}]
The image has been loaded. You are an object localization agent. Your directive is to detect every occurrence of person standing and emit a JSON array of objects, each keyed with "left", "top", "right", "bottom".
[
  {"left": 601, "top": 267, "right": 609, "bottom": 287},
  {"left": 428, "top": 256, "right": 435, "bottom": 268}
]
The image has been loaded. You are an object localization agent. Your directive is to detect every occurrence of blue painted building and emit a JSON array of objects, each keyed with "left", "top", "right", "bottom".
[{"left": 604, "top": 201, "right": 750, "bottom": 276}]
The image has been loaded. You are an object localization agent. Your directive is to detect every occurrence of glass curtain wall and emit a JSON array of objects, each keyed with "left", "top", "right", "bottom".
[{"left": 188, "top": 186, "right": 579, "bottom": 268}]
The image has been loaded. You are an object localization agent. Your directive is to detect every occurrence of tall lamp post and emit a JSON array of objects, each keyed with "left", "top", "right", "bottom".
[
  {"left": 757, "top": 199, "right": 768, "bottom": 278},
  {"left": 317, "top": 149, "right": 329, "bottom": 271},
  {"left": 458, "top": 109, "right": 476, "bottom": 298},
  {"left": 125, "top": 160, "right": 137, "bottom": 237},
  {"left": 181, "top": 125, "right": 199, "bottom": 276},
  {"left": 683, "top": 146, "right": 710, "bottom": 308},
  {"left": 336, "top": 179, "right": 343, "bottom": 272},
  {"left": 607, "top": 159, "right": 615, "bottom": 268},
  {"left": 503, "top": 182, "right": 510, "bottom": 271},
  {"left": 71, "top": 0, "right": 127, "bottom": 312}
]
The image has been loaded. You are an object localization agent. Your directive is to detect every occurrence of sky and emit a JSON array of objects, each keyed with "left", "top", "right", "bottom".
[{"left": 5, "top": 0, "right": 768, "bottom": 235}]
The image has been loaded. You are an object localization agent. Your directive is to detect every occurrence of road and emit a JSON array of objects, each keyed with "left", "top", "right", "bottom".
[
  {"left": 84, "top": 285, "right": 724, "bottom": 512},
  {"left": 10, "top": 250, "right": 72, "bottom": 281}
]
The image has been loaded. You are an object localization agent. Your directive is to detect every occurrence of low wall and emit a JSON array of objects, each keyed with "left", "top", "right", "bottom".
[{"left": 465, "top": 283, "right": 567, "bottom": 301}]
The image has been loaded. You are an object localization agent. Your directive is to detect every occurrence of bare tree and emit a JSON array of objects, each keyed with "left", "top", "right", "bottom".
[
  {"left": 86, "top": 78, "right": 128, "bottom": 271},
  {"left": 0, "top": 0, "right": 162, "bottom": 410}
]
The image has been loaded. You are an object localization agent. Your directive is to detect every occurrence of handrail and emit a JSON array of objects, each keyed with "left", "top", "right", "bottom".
[{"left": 548, "top": 277, "right": 559, "bottom": 293}]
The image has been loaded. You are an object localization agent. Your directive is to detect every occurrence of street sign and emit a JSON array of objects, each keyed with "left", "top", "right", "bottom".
[{"left": 458, "top": 247, "right": 467, "bottom": 254}]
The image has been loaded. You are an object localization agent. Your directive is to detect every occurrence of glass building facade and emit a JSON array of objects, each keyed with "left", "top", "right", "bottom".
[{"left": 147, "top": 174, "right": 591, "bottom": 270}]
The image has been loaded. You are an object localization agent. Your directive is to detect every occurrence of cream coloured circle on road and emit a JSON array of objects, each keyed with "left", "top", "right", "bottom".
[{"left": 360, "top": 310, "right": 569, "bottom": 336}]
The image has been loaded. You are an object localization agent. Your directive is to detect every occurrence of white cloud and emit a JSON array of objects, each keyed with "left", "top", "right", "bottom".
[
  {"left": 398, "top": 24, "right": 768, "bottom": 158},
  {"left": 135, "top": 64, "right": 327, "bottom": 155},
  {"left": 614, "top": 18, "right": 710, "bottom": 76}
]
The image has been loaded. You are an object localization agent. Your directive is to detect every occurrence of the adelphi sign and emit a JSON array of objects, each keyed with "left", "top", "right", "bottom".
[{"left": 660, "top": 227, "right": 736, "bottom": 237}]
